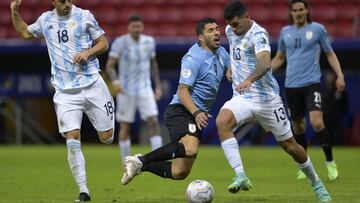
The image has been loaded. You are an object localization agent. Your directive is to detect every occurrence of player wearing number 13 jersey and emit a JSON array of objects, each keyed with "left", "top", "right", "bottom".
[
  {"left": 216, "top": 1, "right": 331, "bottom": 202},
  {"left": 11, "top": 0, "right": 114, "bottom": 201}
]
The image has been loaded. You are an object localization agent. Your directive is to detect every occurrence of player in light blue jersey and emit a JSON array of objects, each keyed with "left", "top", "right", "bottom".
[
  {"left": 11, "top": 0, "right": 114, "bottom": 201},
  {"left": 271, "top": 0, "right": 345, "bottom": 181},
  {"left": 120, "top": 18, "right": 231, "bottom": 185},
  {"left": 106, "top": 15, "right": 163, "bottom": 163},
  {"left": 217, "top": 1, "right": 331, "bottom": 202}
]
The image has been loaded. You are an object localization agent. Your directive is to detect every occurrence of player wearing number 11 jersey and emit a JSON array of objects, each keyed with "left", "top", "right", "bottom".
[
  {"left": 11, "top": 0, "right": 114, "bottom": 201},
  {"left": 216, "top": 1, "right": 331, "bottom": 202}
]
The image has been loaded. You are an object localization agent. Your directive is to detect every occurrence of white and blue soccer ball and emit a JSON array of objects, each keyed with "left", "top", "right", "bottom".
[{"left": 186, "top": 180, "right": 214, "bottom": 203}]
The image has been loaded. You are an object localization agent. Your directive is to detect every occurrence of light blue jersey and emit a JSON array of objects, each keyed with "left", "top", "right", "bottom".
[
  {"left": 27, "top": 5, "right": 105, "bottom": 90},
  {"left": 171, "top": 43, "right": 230, "bottom": 112},
  {"left": 109, "top": 34, "right": 156, "bottom": 96},
  {"left": 226, "top": 22, "right": 280, "bottom": 102},
  {"left": 278, "top": 22, "right": 333, "bottom": 88}
]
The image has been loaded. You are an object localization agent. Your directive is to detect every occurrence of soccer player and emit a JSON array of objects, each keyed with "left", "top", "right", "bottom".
[
  {"left": 271, "top": 0, "right": 345, "bottom": 181},
  {"left": 10, "top": 0, "right": 114, "bottom": 201},
  {"left": 120, "top": 18, "right": 231, "bottom": 185},
  {"left": 106, "top": 15, "right": 163, "bottom": 162},
  {"left": 217, "top": 1, "right": 331, "bottom": 202}
]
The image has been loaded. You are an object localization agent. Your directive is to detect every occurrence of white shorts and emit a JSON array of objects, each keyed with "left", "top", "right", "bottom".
[
  {"left": 221, "top": 95, "right": 292, "bottom": 142},
  {"left": 116, "top": 91, "right": 158, "bottom": 123},
  {"left": 53, "top": 76, "right": 115, "bottom": 134}
]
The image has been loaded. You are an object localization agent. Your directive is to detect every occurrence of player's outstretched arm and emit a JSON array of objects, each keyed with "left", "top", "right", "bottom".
[
  {"left": 271, "top": 51, "right": 285, "bottom": 72},
  {"left": 326, "top": 51, "right": 345, "bottom": 93},
  {"left": 10, "top": 0, "right": 34, "bottom": 40}
]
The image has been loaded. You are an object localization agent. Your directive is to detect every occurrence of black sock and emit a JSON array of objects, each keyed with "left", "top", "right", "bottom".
[
  {"left": 318, "top": 128, "right": 333, "bottom": 162},
  {"left": 138, "top": 141, "right": 186, "bottom": 165},
  {"left": 142, "top": 161, "right": 173, "bottom": 179},
  {"left": 294, "top": 133, "right": 308, "bottom": 150}
]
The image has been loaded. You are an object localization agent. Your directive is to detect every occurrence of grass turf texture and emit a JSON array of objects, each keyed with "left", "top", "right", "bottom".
[{"left": 0, "top": 145, "right": 359, "bottom": 203}]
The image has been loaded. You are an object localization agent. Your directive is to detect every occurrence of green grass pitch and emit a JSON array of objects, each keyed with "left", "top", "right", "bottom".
[{"left": 0, "top": 145, "right": 359, "bottom": 203}]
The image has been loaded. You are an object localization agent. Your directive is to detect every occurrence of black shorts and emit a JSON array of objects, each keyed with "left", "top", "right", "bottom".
[
  {"left": 285, "top": 83, "right": 323, "bottom": 120},
  {"left": 164, "top": 104, "right": 201, "bottom": 142}
]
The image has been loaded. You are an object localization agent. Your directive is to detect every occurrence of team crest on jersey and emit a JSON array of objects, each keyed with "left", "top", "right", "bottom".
[
  {"left": 70, "top": 21, "right": 77, "bottom": 29},
  {"left": 188, "top": 123, "right": 196, "bottom": 133},
  {"left": 306, "top": 31, "right": 313, "bottom": 40},
  {"left": 181, "top": 68, "right": 191, "bottom": 78},
  {"left": 242, "top": 41, "right": 248, "bottom": 49}
]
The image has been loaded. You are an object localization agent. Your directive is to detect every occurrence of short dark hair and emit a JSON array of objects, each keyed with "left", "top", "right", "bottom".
[
  {"left": 289, "top": 0, "right": 312, "bottom": 24},
  {"left": 195, "top": 18, "right": 217, "bottom": 36},
  {"left": 128, "top": 15, "right": 143, "bottom": 24},
  {"left": 224, "top": 0, "right": 247, "bottom": 21}
]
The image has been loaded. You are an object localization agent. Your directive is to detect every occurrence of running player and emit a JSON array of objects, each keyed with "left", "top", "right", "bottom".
[
  {"left": 217, "top": 1, "right": 331, "bottom": 202},
  {"left": 10, "top": 0, "right": 114, "bottom": 201}
]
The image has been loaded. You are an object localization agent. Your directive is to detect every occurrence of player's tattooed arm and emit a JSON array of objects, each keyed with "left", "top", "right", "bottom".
[
  {"left": 235, "top": 51, "right": 271, "bottom": 93},
  {"left": 246, "top": 51, "right": 271, "bottom": 83}
]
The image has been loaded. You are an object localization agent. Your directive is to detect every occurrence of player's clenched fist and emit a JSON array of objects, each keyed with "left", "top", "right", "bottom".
[{"left": 10, "top": 0, "right": 22, "bottom": 11}]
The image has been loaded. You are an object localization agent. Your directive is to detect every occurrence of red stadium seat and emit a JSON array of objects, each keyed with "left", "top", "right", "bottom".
[
  {"left": 157, "top": 23, "right": 179, "bottom": 37},
  {"left": 183, "top": 6, "right": 208, "bottom": 22},
  {"left": 140, "top": 6, "right": 162, "bottom": 23},
  {"left": 335, "top": 20, "right": 357, "bottom": 38},
  {"left": 178, "top": 23, "right": 196, "bottom": 37},
  {"left": 311, "top": 3, "right": 337, "bottom": 21},
  {"left": 247, "top": 4, "right": 271, "bottom": 23},
  {"left": 336, "top": 2, "right": 359, "bottom": 21},
  {"left": 271, "top": 4, "right": 289, "bottom": 23},
  {"left": 207, "top": 5, "right": 224, "bottom": 21},
  {"left": 161, "top": 6, "right": 183, "bottom": 23}
]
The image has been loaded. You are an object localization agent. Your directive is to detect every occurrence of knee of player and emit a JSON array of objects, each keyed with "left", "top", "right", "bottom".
[
  {"left": 172, "top": 169, "right": 190, "bottom": 180},
  {"left": 281, "top": 142, "right": 297, "bottom": 154},
  {"left": 216, "top": 116, "right": 231, "bottom": 131},
  {"left": 311, "top": 120, "right": 324, "bottom": 132},
  {"left": 99, "top": 129, "right": 114, "bottom": 144},
  {"left": 185, "top": 146, "right": 198, "bottom": 158}
]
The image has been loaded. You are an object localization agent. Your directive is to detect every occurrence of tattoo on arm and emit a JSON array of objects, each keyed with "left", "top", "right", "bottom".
[{"left": 246, "top": 51, "right": 271, "bottom": 83}]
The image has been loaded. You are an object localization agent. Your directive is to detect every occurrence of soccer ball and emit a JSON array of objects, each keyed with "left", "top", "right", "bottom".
[{"left": 186, "top": 180, "right": 214, "bottom": 203}]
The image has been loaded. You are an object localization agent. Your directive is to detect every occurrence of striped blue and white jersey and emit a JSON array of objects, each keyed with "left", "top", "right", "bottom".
[
  {"left": 226, "top": 21, "right": 280, "bottom": 102},
  {"left": 278, "top": 22, "right": 333, "bottom": 88},
  {"left": 109, "top": 34, "right": 156, "bottom": 96},
  {"left": 27, "top": 5, "right": 104, "bottom": 90},
  {"left": 171, "top": 43, "right": 230, "bottom": 112}
]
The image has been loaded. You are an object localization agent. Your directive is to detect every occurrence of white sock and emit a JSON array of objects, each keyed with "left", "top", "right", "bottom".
[
  {"left": 150, "top": 135, "right": 162, "bottom": 150},
  {"left": 66, "top": 139, "right": 89, "bottom": 194},
  {"left": 119, "top": 139, "right": 131, "bottom": 162},
  {"left": 221, "top": 137, "right": 244, "bottom": 175},
  {"left": 298, "top": 157, "right": 319, "bottom": 184}
]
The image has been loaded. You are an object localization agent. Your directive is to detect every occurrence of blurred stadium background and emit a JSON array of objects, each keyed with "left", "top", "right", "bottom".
[{"left": 0, "top": 0, "right": 359, "bottom": 146}]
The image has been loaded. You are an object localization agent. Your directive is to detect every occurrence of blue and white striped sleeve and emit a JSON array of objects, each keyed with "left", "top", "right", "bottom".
[
  {"left": 85, "top": 11, "right": 105, "bottom": 40},
  {"left": 27, "top": 14, "right": 44, "bottom": 38},
  {"left": 109, "top": 38, "right": 122, "bottom": 59}
]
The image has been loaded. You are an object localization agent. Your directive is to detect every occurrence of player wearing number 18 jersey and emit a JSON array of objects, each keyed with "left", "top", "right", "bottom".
[
  {"left": 216, "top": 1, "right": 331, "bottom": 202},
  {"left": 10, "top": 0, "right": 114, "bottom": 201}
]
